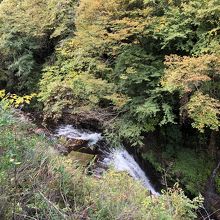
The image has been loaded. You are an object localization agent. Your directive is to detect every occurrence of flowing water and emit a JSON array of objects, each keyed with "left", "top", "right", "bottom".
[
  {"left": 55, "top": 125, "right": 159, "bottom": 196},
  {"left": 56, "top": 125, "right": 102, "bottom": 146}
]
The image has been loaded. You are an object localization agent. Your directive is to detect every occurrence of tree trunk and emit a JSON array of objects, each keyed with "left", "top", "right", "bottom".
[{"left": 208, "top": 131, "right": 218, "bottom": 159}]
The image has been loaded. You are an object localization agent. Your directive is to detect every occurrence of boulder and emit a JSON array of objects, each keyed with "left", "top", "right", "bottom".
[
  {"left": 67, "top": 151, "right": 95, "bottom": 167},
  {"left": 33, "top": 127, "right": 51, "bottom": 136},
  {"left": 65, "top": 139, "right": 90, "bottom": 153}
]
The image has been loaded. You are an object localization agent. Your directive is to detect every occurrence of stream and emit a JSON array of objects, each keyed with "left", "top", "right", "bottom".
[{"left": 55, "top": 125, "right": 160, "bottom": 196}]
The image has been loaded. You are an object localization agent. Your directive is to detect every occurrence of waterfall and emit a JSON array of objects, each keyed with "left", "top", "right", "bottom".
[
  {"left": 102, "top": 148, "right": 160, "bottom": 195},
  {"left": 56, "top": 125, "right": 159, "bottom": 196}
]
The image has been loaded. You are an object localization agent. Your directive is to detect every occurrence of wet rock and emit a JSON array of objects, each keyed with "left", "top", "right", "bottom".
[
  {"left": 54, "top": 144, "right": 69, "bottom": 155},
  {"left": 67, "top": 151, "right": 95, "bottom": 167},
  {"left": 27, "top": 127, "right": 51, "bottom": 137},
  {"left": 65, "top": 138, "right": 90, "bottom": 153}
]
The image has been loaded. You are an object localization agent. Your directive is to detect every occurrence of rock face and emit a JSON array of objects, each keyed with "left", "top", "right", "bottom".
[
  {"left": 65, "top": 138, "right": 90, "bottom": 153},
  {"left": 55, "top": 137, "right": 98, "bottom": 156}
]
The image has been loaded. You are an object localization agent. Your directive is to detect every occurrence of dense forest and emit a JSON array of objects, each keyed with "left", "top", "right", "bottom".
[{"left": 0, "top": 0, "right": 220, "bottom": 219}]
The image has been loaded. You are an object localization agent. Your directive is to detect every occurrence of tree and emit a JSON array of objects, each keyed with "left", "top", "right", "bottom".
[
  {"left": 0, "top": 0, "right": 75, "bottom": 92},
  {"left": 162, "top": 54, "right": 220, "bottom": 131}
]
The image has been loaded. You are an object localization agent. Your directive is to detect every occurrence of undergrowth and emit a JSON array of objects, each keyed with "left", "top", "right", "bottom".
[{"left": 143, "top": 148, "right": 214, "bottom": 196}]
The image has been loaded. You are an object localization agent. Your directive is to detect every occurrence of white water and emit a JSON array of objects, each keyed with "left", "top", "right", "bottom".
[
  {"left": 56, "top": 125, "right": 159, "bottom": 196},
  {"left": 56, "top": 125, "right": 102, "bottom": 146},
  {"left": 102, "top": 148, "right": 160, "bottom": 195}
]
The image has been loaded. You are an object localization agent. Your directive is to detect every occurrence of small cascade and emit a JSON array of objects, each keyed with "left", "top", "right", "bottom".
[
  {"left": 56, "top": 125, "right": 102, "bottom": 146},
  {"left": 55, "top": 125, "right": 159, "bottom": 196}
]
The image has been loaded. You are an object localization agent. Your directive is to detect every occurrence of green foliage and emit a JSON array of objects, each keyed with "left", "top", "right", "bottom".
[
  {"left": 185, "top": 92, "right": 220, "bottom": 132},
  {"left": 0, "top": 89, "right": 36, "bottom": 110},
  {"left": 38, "top": 62, "right": 126, "bottom": 121},
  {"left": 153, "top": 0, "right": 220, "bottom": 54},
  {"left": 143, "top": 151, "right": 164, "bottom": 172},
  {"left": 0, "top": 0, "right": 75, "bottom": 92},
  {"left": 172, "top": 149, "right": 214, "bottom": 195},
  {"left": 162, "top": 54, "right": 220, "bottom": 93},
  {"left": 162, "top": 54, "right": 220, "bottom": 133},
  {"left": 144, "top": 146, "right": 214, "bottom": 196},
  {"left": 0, "top": 32, "right": 39, "bottom": 91},
  {"left": 153, "top": 2, "right": 195, "bottom": 53}
]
